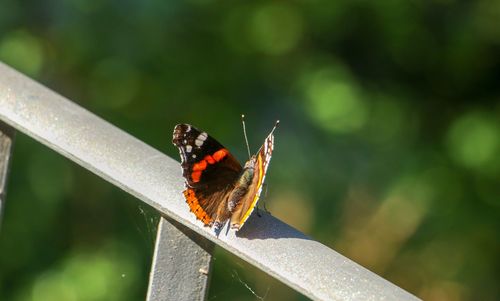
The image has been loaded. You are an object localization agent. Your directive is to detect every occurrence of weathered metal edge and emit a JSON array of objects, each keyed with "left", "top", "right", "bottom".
[{"left": 0, "top": 120, "right": 15, "bottom": 228}]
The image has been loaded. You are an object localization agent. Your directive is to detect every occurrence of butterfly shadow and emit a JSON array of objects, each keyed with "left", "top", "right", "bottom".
[{"left": 234, "top": 212, "right": 312, "bottom": 241}]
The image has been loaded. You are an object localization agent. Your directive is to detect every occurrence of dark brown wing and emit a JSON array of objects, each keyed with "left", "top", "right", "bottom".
[{"left": 173, "top": 124, "right": 242, "bottom": 226}]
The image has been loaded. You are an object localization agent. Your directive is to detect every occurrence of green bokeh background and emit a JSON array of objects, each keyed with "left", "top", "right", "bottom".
[{"left": 1, "top": 1, "right": 499, "bottom": 300}]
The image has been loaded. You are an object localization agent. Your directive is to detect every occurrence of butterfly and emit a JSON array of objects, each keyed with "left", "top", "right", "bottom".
[{"left": 172, "top": 117, "right": 278, "bottom": 231}]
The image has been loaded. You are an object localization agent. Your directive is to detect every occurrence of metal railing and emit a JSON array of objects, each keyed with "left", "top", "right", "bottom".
[{"left": 0, "top": 62, "right": 420, "bottom": 301}]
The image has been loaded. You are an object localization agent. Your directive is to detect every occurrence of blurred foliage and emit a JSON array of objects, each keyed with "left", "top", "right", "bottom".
[{"left": 1, "top": 0, "right": 499, "bottom": 300}]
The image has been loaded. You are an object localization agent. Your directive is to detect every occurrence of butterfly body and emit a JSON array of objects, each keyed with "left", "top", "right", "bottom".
[{"left": 172, "top": 122, "right": 276, "bottom": 231}]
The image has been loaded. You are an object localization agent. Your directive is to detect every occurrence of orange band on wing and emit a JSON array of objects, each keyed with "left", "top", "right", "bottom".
[
  {"left": 192, "top": 160, "right": 207, "bottom": 171},
  {"left": 190, "top": 149, "right": 229, "bottom": 183},
  {"left": 204, "top": 155, "right": 216, "bottom": 164},
  {"left": 184, "top": 189, "right": 213, "bottom": 225},
  {"left": 212, "top": 149, "right": 228, "bottom": 162},
  {"left": 191, "top": 170, "right": 202, "bottom": 182}
]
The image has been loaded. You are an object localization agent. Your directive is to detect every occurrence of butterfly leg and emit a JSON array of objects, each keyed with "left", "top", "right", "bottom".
[
  {"left": 257, "top": 183, "right": 271, "bottom": 215},
  {"left": 213, "top": 221, "right": 224, "bottom": 237}
]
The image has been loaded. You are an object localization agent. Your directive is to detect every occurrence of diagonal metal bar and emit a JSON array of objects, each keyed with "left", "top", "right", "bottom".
[
  {"left": 146, "top": 217, "right": 213, "bottom": 301},
  {"left": 0, "top": 120, "right": 15, "bottom": 228},
  {"left": 0, "top": 62, "right": 420, "bottom": 301}
]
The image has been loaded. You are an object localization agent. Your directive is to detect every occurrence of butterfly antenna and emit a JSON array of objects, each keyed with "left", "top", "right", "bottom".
[
  {"left": 270, "top": 119, "right": 280, "bottom": 135},
  {"left": 241, "top": 114, "right": 252, "bottom": 159}
]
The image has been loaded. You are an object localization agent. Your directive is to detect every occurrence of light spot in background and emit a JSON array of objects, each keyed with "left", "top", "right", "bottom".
[
  {"left": 387, "top": 239, "right": 469, "bottom": 301},
  {"left": 88, "top": 58, "right": 141, "bottom": 109},
  {"left": 27, "top": 243, "right": 138, "bottom": 301},
  {"left": 32, "top": 271, "right": 77, "bottom": 301},
  {"left": 473, "top": 0, "right": 500, "bottom": 44},
  {"left": 446, "top": 111, "right": 499, "bottom": 171},
  {"left": 268, "top": 191, "right": 313, "bottom": 234},
  {"left": 0, "top": 30, "right": 44, "bottom": 76},
  {"left": 302, "top": 66, "right": 368, "bottom": 133},
  {"left": 337, "top": 174, "right": 431, "bottom": 272},
  {"left": 420, "top": 239, "right": 468, "bottom": 282},
  {"left": 420, "top": 280, "right": 467, "bottom": 301},
  {"left": 249, "top": 4, "right": 303, "bottom": 55}
]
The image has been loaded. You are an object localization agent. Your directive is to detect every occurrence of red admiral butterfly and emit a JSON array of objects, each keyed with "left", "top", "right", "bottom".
[{"left": 172, "top": 117, "right": 278, "bottom": 231}]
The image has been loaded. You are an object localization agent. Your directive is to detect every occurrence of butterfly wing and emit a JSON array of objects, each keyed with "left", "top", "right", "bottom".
[
  {"left": 173, "top": 124, "right": 243, "bottom": 226},
  {"left": 230, "top": 129, "right": 274, "bottom": 230}
]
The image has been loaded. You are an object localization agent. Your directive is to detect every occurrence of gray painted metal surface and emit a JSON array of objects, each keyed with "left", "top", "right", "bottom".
[
  {"left": 147, "top": 217, "right": 213, "bottom": 301},
  {"left": 0, "top": 62, "right": 420, "bottom": 301},
  {"left": 0, "top": 120, "right": 14, "bottom": 228}
]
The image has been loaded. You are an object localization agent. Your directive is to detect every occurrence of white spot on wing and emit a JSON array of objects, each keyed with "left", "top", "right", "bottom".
[
  {"left": 195, "top": 132, "right": 208, "bottom": 147},
  {"left": 199, "top": 132, "right": 208, "bottom": 141},
  {"left": 186, "top": 145, "right": 192, "bottom": 152}
]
